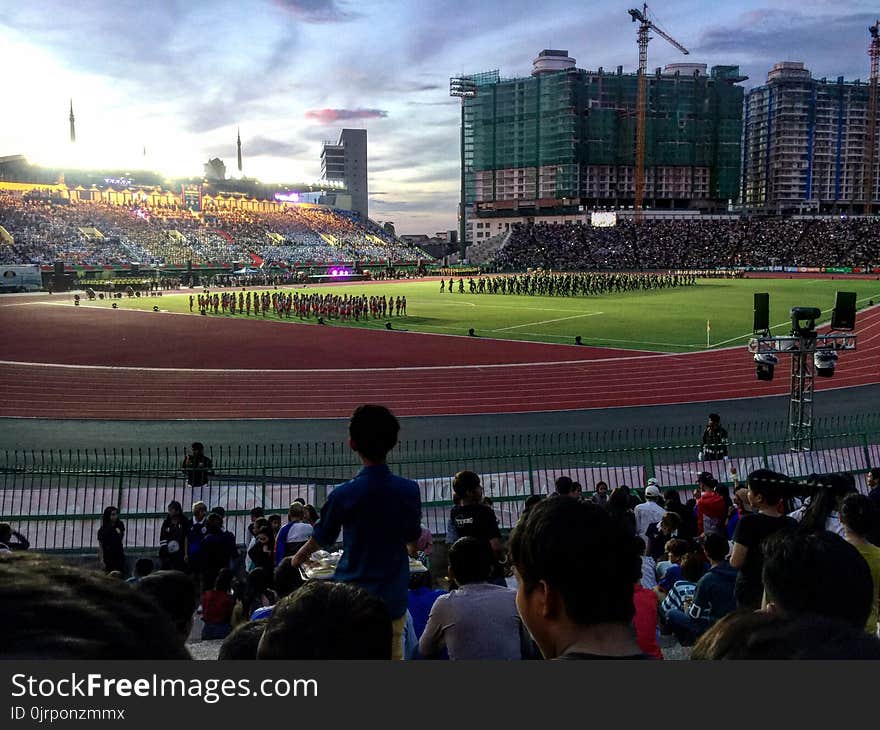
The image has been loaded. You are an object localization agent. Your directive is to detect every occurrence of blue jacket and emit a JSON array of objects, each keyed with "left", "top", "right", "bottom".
[{"left": 690, "top": 561, "right": 738, "bottom": 624}]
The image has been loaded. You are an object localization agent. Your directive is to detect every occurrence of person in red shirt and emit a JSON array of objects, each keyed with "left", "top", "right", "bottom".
[
  {"left": 632, "top": 583, "right": 663, "bottom": 659},
  {"left": 696, "top": 472, "right": 727, "bottom": 537},
  {"left": 201, "top": 568, "right": 235, "bottom": 640}
]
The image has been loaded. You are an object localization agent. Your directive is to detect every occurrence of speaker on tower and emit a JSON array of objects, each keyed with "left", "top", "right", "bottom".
[
  {"left": 831, "top": 291, "right": 857, "bottom": 331},
  {"left": 753, "top": 292, "right": 770, "bottom": 334}
]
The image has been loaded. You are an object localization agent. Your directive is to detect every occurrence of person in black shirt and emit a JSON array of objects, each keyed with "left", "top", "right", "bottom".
[
  {"left": 700, "top": 413, "right": 728, "bottom": 461},
  {"left": 97, "top": 506, "right": 126, "bottom": 575},
  {"left": 448, "top": 471, "right": 506, "bottom": 585},
  {"left": 0, "top": 522, "right": 29, "bottom": 552},
  {"left": 730, "top": 469, "right": 797, "bottom": 610},
  {"left": 509, "top": 497, "right": 646, "bottom": 659},
  {"left": 182, "top": 442, "right": 214, "bottom": 489},
  {"left": 158, "top": 500, "right": 191, "bottom": 572}
]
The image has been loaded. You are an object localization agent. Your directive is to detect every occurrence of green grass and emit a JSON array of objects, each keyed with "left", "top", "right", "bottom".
[{"left": 91, "top": 278, "right": 880, "bottom": 353}]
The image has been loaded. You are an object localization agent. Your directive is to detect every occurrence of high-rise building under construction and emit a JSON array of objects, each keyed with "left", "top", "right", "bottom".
[
  {"left": 462, "top": 50, "right": 746, "bottom": 233},
  {"left": 741, "top": 62, "right": 880, "bottom": 215}
]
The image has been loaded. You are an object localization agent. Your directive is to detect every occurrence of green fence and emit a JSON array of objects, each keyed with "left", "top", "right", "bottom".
[{"left": 2, "top": 416, "right": 878, "bottom": 553}]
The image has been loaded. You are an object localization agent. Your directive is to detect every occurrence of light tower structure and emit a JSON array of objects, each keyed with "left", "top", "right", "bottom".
[
  {"left": 237, "top": 127, "right": 243, "bottom": 175},
  {"left": 627, "top": 5, "right": 689, "bottom": 221},
  {"left": 748, "top": 300, "right": 857, "bottom": 452},
  {"left": 450, "top": 75, "right": 476, "bottom": 261},
  {"left": 69, "top": 99, "right": 76, "bottom": 143},
  {"left": 864, "top": 20, "right": 879, "bottom": 214}
]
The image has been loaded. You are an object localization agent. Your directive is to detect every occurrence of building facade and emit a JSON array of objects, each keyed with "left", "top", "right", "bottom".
[
  {"left": 321, "top": 128, "right": 368, "bottom": 220},
  {"left": 742, "top": 62, "right": 880, "bottom": 214},
  {"left": 462, "top": 50, "right": 745, "bottom": 235}
]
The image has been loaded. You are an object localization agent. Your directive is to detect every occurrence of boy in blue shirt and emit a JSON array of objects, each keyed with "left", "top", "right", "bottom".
[{"left": 292, "top": 404, "right": 422, "bottom": 660}]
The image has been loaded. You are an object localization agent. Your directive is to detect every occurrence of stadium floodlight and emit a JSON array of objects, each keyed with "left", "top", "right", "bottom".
[
  {"left": 790, "top": 306, "right": 821, "bottom": 338},
  {"left": 814, "top": 350, "right": 838, "bottom": 377},
  {"left": 754, "top": 352, "right": 778, "bottom": 381},
  {"left": 451, "top": 76, "right": 477, "bottom": 262}
]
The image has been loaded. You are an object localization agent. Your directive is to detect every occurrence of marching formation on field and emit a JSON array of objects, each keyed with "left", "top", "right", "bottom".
[
  {"left": 191, "top": 289, "right": 407, "bottom": 320},
  {"left": 441, "top": 271, "right": 702, "bottom": 297}
]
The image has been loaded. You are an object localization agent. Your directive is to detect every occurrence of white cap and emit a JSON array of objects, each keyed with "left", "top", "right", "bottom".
[{"left": 645, "top": 485, "right": 661, "bottom": 498}]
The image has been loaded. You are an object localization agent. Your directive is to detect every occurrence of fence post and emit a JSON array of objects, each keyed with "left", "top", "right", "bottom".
[
  {"left": 862, "top": 433, "right": 872, "bottom": 474},
  {"left": 116, "top": 470, "right": 125, "bottom": 515},
  {"left": 527, "top": 454, "right": 535, "bottom": 495},
  {"left": 646, "top": 447, "right": 656, "bottom": 480},
  {"left": 761, "top": 441, "right": 770, "bottom": 469},
  {"left": 261, "top": 468, "right": 267, "bottom": 511}
]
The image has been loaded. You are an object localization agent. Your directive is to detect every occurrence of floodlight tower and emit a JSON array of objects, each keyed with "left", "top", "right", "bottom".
[
  {"left": 864, "top": 20, "right": 879, "bottom": 214},
  {"left": 748, "top": 294, "right": 858, "bottom": 452},
  {"left": 628, "top": 4, "right": 689, "bottom": 222},
  {"left": 450, "top": 76, "right": 477, "bottom": 261}
]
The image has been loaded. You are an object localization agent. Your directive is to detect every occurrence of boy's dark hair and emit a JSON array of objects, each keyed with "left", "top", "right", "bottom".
[
  {"left": 870, "top": 467, "right": 880, "bottom": 481},
  {"left": 840, "top": 493, "right": 878, "bottom": 537},
  {"left": 274, "top": 558, "right": 302, "bottom": 599},
  {"left": 206, "top": 512, "right": 223, "bottom": 533},
  {"left": 680, "top": 552, "right": 706, "bottom": 583},
  {"left": 448, "top": 536, "right": 493, "bottom": 585},
  {"left": 452, "top": 470, "right": 481, "bottom": 499},
  {"left": 746, "top": 469, "right": 791, "bottom": 506},
  {"left": 192, "top": 442, "right": 204, "bottom": 451},
  {"left": 660, "top": 511, "right": 682, "bottom": 531},
  {"left": 134, "top": 558, "right": 154, "bottom": 578},
  {"left": 219, "top": 619, "right": 268, "bottom": 660},
  {"left": 708, "top": 413, "right": 721, "bottom": 424},
  {"left": 349, "top": 404, "right": 399, "bottom": 462},
  {"left": 214, "top": 568, "right": 235, "bottom": 593},
  {"left": 524, "top": 494, "right": 544, "bottom": 510},
  {"left": 249, "top": 506, "right": 265, "bottom": 519},
  {"left": 137, "top": 570, "right": 198, "bottom": 638},
  {"left": 554, "top": 476, "right": 575, "bottom": 495},
  {"left": 509, "top": 498, "right": 640, "bottom": 627},
  {"left": 762, "top": 531, "right": 873, "bottom": 629},
  {"left": 703, "top": 531, "right": 729, "bottom": 563},
  {"left": 692, "top": 611, "right": 880, "bottom": 660},
  {"left": 664, "top": 538, "right": 690, "bottom": 558},
  {"left": 0, "top": 522, "right": 12, "bottom": 543},
  {"left": 257, "top": 581, "right": 392, "bottom": 660},
  {"left": 0, "top": 553, "right": 188, "bottom": 659}
]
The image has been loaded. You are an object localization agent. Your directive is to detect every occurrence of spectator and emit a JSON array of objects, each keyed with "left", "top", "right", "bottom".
[
  {"left": 634, "top": 479, "right": 666, "bottom": 538},
  {"left": 663, "top": 489, "right": 696, "bottom": 540},
  {"left": 791, "top": 472, "right": 856, "bottom": 536},
  {"left": 868, "top": 467, "right": 880, "bottom": 509},
  {"left": 0, "top": 553, "right": 189, "bottom": 659},
  {"left": 182, "top": 442, "right": 213, "bottom": 489},
  {"left": 839, "top": 494, "right": 880, "bottom": 633},
  {"left": 97, "top": 505, "right": 126, "bottom": 575},
  {"left": 0, "top": 522, "right": 29, "bottom": 552},
  {"left": 250, "top": 558, "right": 305, "bottom": 621},
  {"left": 137, "top": 570, "right": 198, "bottom": 648},
  {"left": 591, "top": 480, "right": 609, "bottom": 506},
  {"left": 257, "top": 581, "right": 392, "bottom": 660},
  {"left": 692, "top": 611, "right": 880, "bottom": 660},
  {"left": 635, "top": 536, "right": 657, "bottom": 590},
  {"left": 186, "top": 500, "right": 209, "bottom": 574},
  {"left": 199, "top": 512, "right": 239, "bottom": 592},
  {"left": 408, "top": 570, "right": 446, "bottom": 641},
  {"left": 632, "top": 580, "right": 663, "bottom": 660},
  {"left": 730, "top": 469, "right": 798, "bottom": 609},
  {"left": 607, "top": 486, "right": 637, "bottom": 536},
  {"left": 509, "top": 497, "right": 646, "bottom": 659},
  {"left": 303, "top": 504, "right": 319, "bottom": 526},
  {"left": 268, "top": 513, "right": 283, "bottom": 535},
  {"left": 658, "top": 551, "right": 706, "bottom": 639},
  {"left": 201, "top": 568, "right": 235, "bottom": 640},
  {"left": 448, "top": 470, "right": 507, "bottom": 585},
  {"left": 291, "top": 405, "right": 421, "bottom": 660},
  {"left": 232, "top": 567, "right": 276, "bottom": 626},
  {"left": 520, "top": 494, "right": 545, "bottom": 524},
  {"left": 126, "top": 558, "right": 154, "bottom": 584},
  {"left": 275, "top": 502, "right": 314, "bottom": 564},
  {"left": 646, "top": 511, "right": 681, "bottom": 562},
  {"left": 554, "top": 475, "right": 580, "bottom": 498},
  {"left": 667, "top": 532, "right": 736, "bottom": 640},
  {"left": 158, "top": 500, "right": 190, "bottom": 572},
  {"left": 248, "top": 524, "right": 276, "bottom": 575},
  {"left": 696, "top": 472, "right": 727, "bottom": 536},
  {"left": 245, "top": 517, "right": 270, "bottom": 572},
  {"left": 219, "top": 619, "right": 269, "bottom": 660},
  {"left": 761, "top": 531, "right": 874, "bottom": 629},
  {"left": 419, "top": 537, "right": 527, "bottom": 660},
  {"left": 700, "top": 413, "right": 728, "bottom": 461}
]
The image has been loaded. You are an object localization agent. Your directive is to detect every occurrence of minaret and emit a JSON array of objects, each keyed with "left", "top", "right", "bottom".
[
  {"left": 237, "top": 127, "right": 243, "bottom": 174},
  {"left": 69, "top": 99, "right": 76, "bottom": 143}
]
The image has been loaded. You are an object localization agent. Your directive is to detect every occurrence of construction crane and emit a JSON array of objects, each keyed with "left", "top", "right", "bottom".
[
  {"left": 628, "top": 4, "right": 689, "bottom": 221},
  {"left": 864, "top": 20, "right": 879, "bottom": 215}
]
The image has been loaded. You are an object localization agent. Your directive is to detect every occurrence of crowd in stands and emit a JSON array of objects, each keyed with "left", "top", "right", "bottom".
[
  {"left": 491, "top": 218, "right": 880, "bottom": 271},
  {"left": 2, "top": 406, "right": 879, "bottom": 661},
  {"left": 0, "top": 190, "right": 425, "bottom": 268}
]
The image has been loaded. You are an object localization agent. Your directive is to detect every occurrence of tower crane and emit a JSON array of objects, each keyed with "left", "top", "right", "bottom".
[
  {"left": 863, "top": 20, "right": 879, "bottom": 215},
  {"left": 628, "top": 4, "right": 689, "bottom": 221}
]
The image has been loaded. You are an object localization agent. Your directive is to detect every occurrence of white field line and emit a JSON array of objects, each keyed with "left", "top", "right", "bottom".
[{"left": 492, "top": 312, "right": 604, "bottom": 332}]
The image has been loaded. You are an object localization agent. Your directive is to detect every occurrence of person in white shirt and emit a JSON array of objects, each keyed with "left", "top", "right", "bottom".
[{"left": 635, "top": 481, "right": 667, "bottom": 539}]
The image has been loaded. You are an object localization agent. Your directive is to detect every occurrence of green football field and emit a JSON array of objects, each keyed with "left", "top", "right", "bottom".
[{"left": 91, "top": 278, "right": 880, "bottom": 353}]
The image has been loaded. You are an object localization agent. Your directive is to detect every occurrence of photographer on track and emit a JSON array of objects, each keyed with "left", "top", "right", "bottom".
[{"left": 700, "top": 413, "right": 728, "bottom": 461}]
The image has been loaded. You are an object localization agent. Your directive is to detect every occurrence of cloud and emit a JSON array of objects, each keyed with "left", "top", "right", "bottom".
[
  {"left": 273, "top": 0, "right": 359, "bottom": 23},
  {"left": 244, "top": 136, "right": 306, "bottom": 157},
  {"left": 304, "top": 108, "right": 389, "bottom": 124}
]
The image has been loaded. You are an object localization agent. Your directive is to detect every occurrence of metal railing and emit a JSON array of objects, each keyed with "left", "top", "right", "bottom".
[{"left": 1, "top": 416, "right": 878, "bottom": 553}]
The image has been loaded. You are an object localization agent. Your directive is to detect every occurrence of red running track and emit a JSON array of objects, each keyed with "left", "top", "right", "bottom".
[{"left": 1, "top": 299, "right": 878, "bottom": 419}]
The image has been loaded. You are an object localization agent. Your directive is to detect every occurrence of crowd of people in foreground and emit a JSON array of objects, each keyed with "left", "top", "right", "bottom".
[
  {"left": 491, "top": 218, "right": 880, "bottom": 271},
  {"left": 2, "top": 405, "right": 880, "bottom": 660}
]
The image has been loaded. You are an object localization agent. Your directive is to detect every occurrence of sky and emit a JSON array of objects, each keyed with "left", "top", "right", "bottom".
[{"left": 0, "top": 0, "right": 877, "bottom": 234}]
